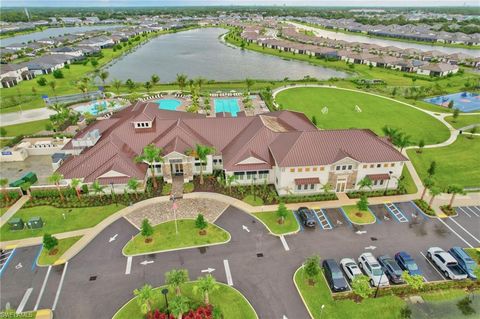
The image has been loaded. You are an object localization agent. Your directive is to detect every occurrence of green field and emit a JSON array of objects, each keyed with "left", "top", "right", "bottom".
[
  {"left": 0, "top": 204, "right": 124, "bottom": 241},
  {"left": 123, "top": 219, "right": 230, "bottom": 255},
  {"left": 407, "top": 135, "right": 480, "bottom": 189},
  {"left": 37, "top": 236, "right": 82, "bottom": 266},
  {"left": 253, "top": 210, "right": 299, "bottom": 235},
  {"left": 445, "top": 114, "right": 480, "bottom": 129},
  {"left": 2, "top": 119, "right": 51, "bottom": 137},
  {"left": 275, "top": 87, "right": 450, "bottom": 145},
  {"left": 113, "top": 282, "right": 257, "bottom": 319},
  {"left": 342, "top": 205, "right": 376, "bottom": 224}
]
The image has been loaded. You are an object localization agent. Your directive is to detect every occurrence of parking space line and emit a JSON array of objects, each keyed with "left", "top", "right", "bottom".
[
  {"left": 457, "top": 207, "right": 471, "bottom": 218},
  {"left": 32, "top": 246, "right": 43, "bottom": 271},
  {"left": 436, "top": 217, "right": 473, "bottom": 248},
  {"left": 280, "top": 235, "right": 290, "bottom": 251},
  {"left": 16, "top": 288, "right": 33, "bottom": 314},
  {"left": 292, "top": 211, "right": 304, "bottom": 231},
  {"left": 125, "top": 256, "right": 133, "bottom": 275},
  {"left": 34, "top": 265, "right": 52, "bottom": 311},
  {"left": 448, "top": 217, "right": 480, "bottom": 244},
  {"left": 419, "top": 251, "right": 446, "bottom": 280},
  {"left": 474, "top": 206, "right": 480, "bottom": 214},
  {"left": 52, "top": 262, "right": 69, "bottom": 311},
  {"left": 385, "top": 203, "right": 408, "bottom": 223},
  {"left": 0, "top": 248, "right": 16, "bottom": 278},
  {"left": 223, "top": 259, "right": 233, "bottom": 286},
  {"left": 464, "top": 206, "right": 480, "bottom": 217}
]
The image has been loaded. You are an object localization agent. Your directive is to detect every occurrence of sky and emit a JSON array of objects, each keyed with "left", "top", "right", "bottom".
[{"left": 2, "top": 0, "right": 479, "bottom": 7}]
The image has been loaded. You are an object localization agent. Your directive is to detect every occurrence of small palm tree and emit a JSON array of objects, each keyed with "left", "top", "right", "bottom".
[
  {"left": 193, "top": 274, "right": 219, "bottom": 305},
  {"left": 194, "top": 144, "right": 215, "bottom": 185},
  {"left": 357, "top": 177, "right": 373, "bottom": 193},
  {"left": 98, "top": 71, "right": 109, "bottom": 86},
  {"left": 382, "top": 126, "right": 400, "bottom": 142},
  {"left": 421, "top": 177, "right": 434, "bottom": 201},
  {"left": 127, "top": 178, "right": 140, "bottom": 199},
  {"left": 428, "top": 186, "right": 442, "bottom": 209},
  {"left": 394, "top": 133, "right": 413, "bottom": 152},
  {"left": 321, "top": 183, "right": 333, "bottom": 194},
  {"left": 111, "top": 79, "right": 122, "bottom": 94},
  {"left": 225, "top": 174, "right": 236, "bottom": 194},
  {"left": 446, "top": 184, "right": 465, "bottom": 208},
  {"left": 165, "top": 268, "right": 189, "bottom": 296},
  {"left": 170, "top": 295, "right": 190, "bottom": 319},
  {"left": 245, "top": 78, "right": 255, "bottom": 93},
  {"left": 77, "top": 83, "right": 88, "bottom": 99},
  {"left": 91, "top": 180, "right": 105, "bottom": 196},
  {"left": 48, "top": 172, "right": 64, "bottom": 201},
  {"left": 70, "top": 178, "right": 82, "bottom": 200},
  {"left": 151, "top": 74, "right": 159, "bottom": 86},
  {"left": 133, "top": 284, "right": 156, "bottom": 314},
  {"left": 49, "top": 80, "right": 57, "bottom": 97},
  {"left": 0, "top": 178, "right": 10, "bottom": 202},
  {"left": 176, "top": 73, "right": 188, "bottom": 92},
  {"left": 135, "top": 144, "right": 163, "bottom": 190}
]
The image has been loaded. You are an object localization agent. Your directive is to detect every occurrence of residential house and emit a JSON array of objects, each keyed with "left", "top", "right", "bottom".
[
  {"left": 0, "top": 64, "right": 35, "bottom": 88},
  {"left": 417, "top": 63, "right": 459, "bottom": 77}
]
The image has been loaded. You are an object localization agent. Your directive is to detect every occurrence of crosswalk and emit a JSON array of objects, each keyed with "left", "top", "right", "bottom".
[{"left": 385, "top": 203, "right": 408, "bottom": 223}]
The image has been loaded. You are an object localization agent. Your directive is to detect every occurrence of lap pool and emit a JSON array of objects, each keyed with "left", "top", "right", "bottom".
[
  {"left": 423, "top": 92, "right": 480, "bottom": 112},
  {"left": 156, "top": 99, "right": 182, "bottom": 110},
  {"left": 214, "top": 98, "right": 240, "bottom": 117}
]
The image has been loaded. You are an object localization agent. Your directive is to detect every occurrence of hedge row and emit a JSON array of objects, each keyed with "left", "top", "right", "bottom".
[
  {"left": 281, "top": 193, "right": 337, "bottom": 203},
  {"left": 413, "top": 199, "right": 436, "bottom": 216},
  {"left": 347, "top": 189, "right": 405, "bottom": 199},
  {"left": 0, "top": 191, "right": 22, "bottom": 208}
]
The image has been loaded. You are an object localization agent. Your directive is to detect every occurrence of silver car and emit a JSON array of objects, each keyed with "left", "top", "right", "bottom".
[{"left": 340, "top": 258, "right": 362, "bottom": 281}]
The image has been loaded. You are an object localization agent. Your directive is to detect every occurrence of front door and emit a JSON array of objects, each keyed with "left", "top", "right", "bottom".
[
  {"left": 172, "top": 163, "right": 184, "bottom": 175},
  {"left": 336, "top": 180, "right": 347, "bottom": 193}
]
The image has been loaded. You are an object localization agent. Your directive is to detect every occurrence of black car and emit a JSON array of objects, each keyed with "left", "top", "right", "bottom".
[
  {"left": 323, "top": 259, "right": 349, "bottom": 292},
  {"left": 297, "top": 207, "right": 317, "bottom": 228},
  {"left": 378, "top": 255, "right": 404, "bottom": 284}
]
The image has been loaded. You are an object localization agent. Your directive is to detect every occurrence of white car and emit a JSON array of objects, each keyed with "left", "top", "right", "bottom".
[
  {"left": 358, "top": 253, "right": 390, "bottom": 287},
  {"left": 427, "top": 247, "right": 468, "bottom": 280},
  {"left": 340, "top": 258, "right": 363, "bottom": 281}
]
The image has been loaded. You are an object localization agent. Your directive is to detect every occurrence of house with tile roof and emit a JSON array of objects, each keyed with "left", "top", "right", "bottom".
[{"left": 57, "top": 101, "right": 408, "bottom": 195}]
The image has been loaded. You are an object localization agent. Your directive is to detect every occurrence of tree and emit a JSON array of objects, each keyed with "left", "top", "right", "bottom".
[
  {"left": 194, "top": 144, "right": 215, "bottom": 185},
  {"left": 133, "top": 284, "right": 156, "bottom": 314},
  {"left": 37, "top": 77, "right": 47, "bottom": 86},
  {"left": 170, "top": 295, "right": 190, "bottom": 319},
  {"left": 127, "top": 178, "right": 139, "bottom": 199},
  {"left": 70, "top": 178, "right": 81, "bottom": 200},
  {"left": 470, "top": 125, "right": 477, "bottom": 138},
  {"left": 176, "top": 73, "right": 188, "bottom": 92},
  {"left": 321, "top": 183, "right": 333, "bottom": 194},
  {"left": 357, "top": 194, "right": 369, "bottom": 211},
  {"left": 224, "top": 174, "right": 236, "bottom": 194},
  {"left": 135, "top": 144, "right": 163, "bottom": 190},
  {"left": 151, "top": 74, "right": 159, "bottom": 86},
  {"left": 125, "top": 78, "right": 135, "bottom": 92},
  {"left": 77, "top": 83, "right": 88, "bottom": 99},
  {"left": 452, "top": 108, "right": 460, "bottom": 122},
  {"left": 52, "top": 69, "right": 64, "bottom": 79},
  {"left": 304, "top": 255, "right": 321, "bottom": 285},
  {"left": 91, "top": 180, "right": 105, "bottom": 196},
  {"left": 165, "top": 269, "right": 190, "bottom": 296},
  {"left": 417, "top": 139, "right": 425, "bottom": 153},
  {"left": 311, "top": 115, "right": 317, "bottom": 126},
  {"left": 393, "top": 133, "right": 413, "bottom": 152},
  {"left": 43, "top": 233, "right": 58, "bottom": 252},
  {"left": 427, "top": 161, "right": 437, "bottom": 177},
  {"left": 457, "top": 296, "right": 476, "bottom": 316},
  {"left": 194, "top": 77, "right": 206, "bottom": 91},
  {"left": 351, "top": 275, "right": 372, "bottom": 299},
  {"left": 112, "top": 79, "right": 122, "bottom": 93},
  {"left": 195, "top": 214, "right": 208, "bottom": 234},
  {"left": 381, "top": 126, "right": 400, "bottom": 142},
  {"left": 245, "top": 78, "right": 255, "bottom": 93},
  {"left": 357, "top": 177, "right": 373, "bottom": 192},
  {"left": 277, "top": 202, "right": 288, "bottom": 224},
  {"left": 98, "top": 71, "right": 109, "bottom": 86},
  {"left": 446, "top": 184, "right": 465, "bottom": 208},
  {"left": 428, "top": 186, "right": 442, "bottom": 209},
  {"left": 402, "top": 271, "right": 425, "bottom": 291},
  {"left": 20, "top": 182, "right": 32, "bottom": 197},
  {"left": 421, "top": 177, "right": 434, "bottom": 201},
  {"left": 141, "top": 219, "right": 154, "bottom": 241},
  {"left": 49, "top": 80, "right": 57, "bottom": 97},
  {"left": 0, "top": 178, "right": 10, "bottom": 202},
  {"left": 90, "top": 58, "right": 99, "bottom": 68},
  {"left": 447, "top": 100, "right": 454, "bottom": 109},
  {"left": 0, "top": 127, "right": 6, "bottom": 137},
  {"left": 48, "top": 172, "right": 64, "bottom": 201},
  {"left": 193, "top": 274, "right": 219, "bottom": 305}
]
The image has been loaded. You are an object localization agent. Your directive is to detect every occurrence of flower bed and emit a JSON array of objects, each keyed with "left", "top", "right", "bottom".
[
  {"left": 146, "top": 305, "right": 213, "bottom": 319},
  {"left": 440, "top": 205, "right": 457, "bottom": 216},
  {"left": 413, "top": 199, "right": 436, "bottom": 216}
]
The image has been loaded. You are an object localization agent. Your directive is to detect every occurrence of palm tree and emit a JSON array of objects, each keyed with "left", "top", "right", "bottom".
[
  {"left": 0, "top": 178, "right": 10, "bottom": 202},
  {"left": 225, "top": 174, "right": 236, "bottom": 194},
  {"left": 193, "top": 274, "right": 219, "bottom": 305},
  {"left": 135, "top": 144, "right": 163, "bottom": 190},
  {"left": 165, "top": 268, "right": 189, "bottom": 296},
  {"left": 144, "top": 81, "right": 152, "bottom": 93},
  {"left": 421, "top": 177, "right": 434, "bottom": 201},
  {"left": 357, "top": 177, "right": 373, "bottom": 193},
  {"left": 194, "top": 144, "right": 215, "bottom": 185},
  {"left": 194, "top": 77, "right": 206, "bottom": 91},
  {"left": 321, "top": 183, "right": 333, "bottom": 194},
  {"left": 47, "top": 103, "right": 67, "bottom": 116},
  {"left": 77, "top": 83, "right": 88, "bottom": 99},
  {"left": 176, "top": 74, "right": 188, "bottom": 92},
  {"left": 133, "top": 284, "right": 156, "bottom": 314},
  {"left": 447, "top": 184, "right": 465, "bottom": 208},
  {"left": 111, "top": 79, "right": 122, "bottom": 94},
  {"left": 245, "top": 78, "right": 255, "bottom": 93},
  {"left": 127, "top": 178, "right": 140, "bottom": 199},
  {"left": 170, "top": 295, "right": 190, "bottom": 319},
  {"left": 151, "top": 74, "right": 159, "bottom": 86},
  {"left": 91, "top": 180, "right": 105, "bottom": 197},
  {"left": 70, "top": 178, "right": 82, "bottom": 200},
  {"left": 428, "top": 186, "right": 442, "bottom": 209},
  {"left": 381, "top": 126, "right": 400, "bottom": 142},
  {"left": 394, "top": 134, "right": 413, "bottom": 152},
  {"left": 49, "top": 80, "right": 57, "bottom": 97},
  {"left": 98, "top": 71, "right": 109, "bottom": 86},
  {"left": 48, "top": 172, "right": 64, "bottom": 201}
]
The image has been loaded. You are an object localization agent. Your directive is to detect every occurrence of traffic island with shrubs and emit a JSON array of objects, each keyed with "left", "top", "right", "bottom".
[{"left": 413, "top": 199, "right": 436, "bottom": 216}]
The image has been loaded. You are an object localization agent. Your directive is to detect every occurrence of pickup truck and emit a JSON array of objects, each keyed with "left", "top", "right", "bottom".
[{"left": 427, "top": 247, "right": 468, "bottom": 280}]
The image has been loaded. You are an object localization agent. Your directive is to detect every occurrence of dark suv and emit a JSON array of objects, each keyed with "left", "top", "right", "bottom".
[
  {"left": 297, "top": 207, "right": 317, "bottom": 228},
  {"left": 378, "top": 255, "right": 404, "bottom": 284},
  {"left": 323, "top": 259, "right": 349, "bottom": 292}
]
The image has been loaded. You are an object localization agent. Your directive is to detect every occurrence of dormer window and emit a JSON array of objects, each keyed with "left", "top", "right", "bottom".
[{"left": 134, "top": 121, "right": 152, "bottom": 128}]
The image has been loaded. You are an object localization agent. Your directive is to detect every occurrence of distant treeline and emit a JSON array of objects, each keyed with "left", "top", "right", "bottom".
[{"left": 1, "top": 6, "right": 479, "bottom": 23}]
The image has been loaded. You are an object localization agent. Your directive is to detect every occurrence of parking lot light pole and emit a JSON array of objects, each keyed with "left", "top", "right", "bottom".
[
  {"left": 161, "top": 288, "right": 169, "bottom": 314},
  {"left": 374, "top": 271, "right": 385, "bottom": 298}
]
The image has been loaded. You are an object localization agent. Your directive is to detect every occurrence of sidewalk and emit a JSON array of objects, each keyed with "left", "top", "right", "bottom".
[
  {"left": 0, "top": 195, "right": 29, "bottom": 228},
  {"left": 0, "top": 108, "right": 54, "bottom": 126}
]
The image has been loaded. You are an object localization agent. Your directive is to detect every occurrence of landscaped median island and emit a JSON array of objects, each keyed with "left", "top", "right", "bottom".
[
  {"left": 341, "top": 205, "right": 375, "bottom": 225},
  {"left": 253, "top": 204, "right": 299, "bottom": 235},
  {"left": 37, "top": 235, "right": 82, "bottom": 266},
  {"left": 123, "top": 218, "right": 230, "bottom": 256}
]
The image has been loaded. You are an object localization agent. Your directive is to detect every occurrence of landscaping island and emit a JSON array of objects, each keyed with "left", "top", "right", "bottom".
[
  {"left": 253, "top": 210, "right": 299, "bottom": 235},
  {"left": 37, "top": 236, "right": 82, "bottom": 266},
  {"left": 342, "top": 206, "right": 376, "bottom": 224}
]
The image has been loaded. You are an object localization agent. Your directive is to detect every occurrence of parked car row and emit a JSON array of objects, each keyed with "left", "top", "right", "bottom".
[{"left": 321, "top": 247, "right": 477, "bottom": 293}]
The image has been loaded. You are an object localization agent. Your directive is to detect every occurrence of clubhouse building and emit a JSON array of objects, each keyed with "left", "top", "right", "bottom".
[{"left": 57, "top": 101, "right": 408, "bottom": 195}]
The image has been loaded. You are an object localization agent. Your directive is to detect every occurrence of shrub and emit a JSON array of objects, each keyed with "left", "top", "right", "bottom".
[
  {"left": 413, "top": 199, "right": 435, "bottom": 216},
  {"left": 183, "top": 182, "right": 194, "bottom": 193},
  {"left": 43, "top": 233, "right": 58, "bottom": 251},
  {"left": 37, "top": 77, "right": 47, "bottom": 86},
  {"left": 195, "top": 214, "right": 208, "bottom": 231},
  {"left": 52, "top": 69, "right": 64, "bottom": 79},
  {"left": 440, "top": 205, "right": 456, "bottom": 216}
]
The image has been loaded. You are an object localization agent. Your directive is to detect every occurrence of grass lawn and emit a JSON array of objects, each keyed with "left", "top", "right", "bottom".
[
  {"left": 0, "top": 207, "right": 8, "bottom": 217},
  {"left": 123, "top": 219, "right": 230, "bottom": 255},
  {"left": 342, "top": 205, "right": 375, "bottom": 224},
  {"left": 2, "top": 119, "right": 51, "bottom": 137},
  {"left": 275, "top": 87, "right": 449, "bottom": 145},
  {"left": 243, "top": 195, "right": 264, "bottom": 206},
  {"left": 407, "top": 135, "right": 480, "bottom": 189},
  {"left": 253, "top": 210, "right": 299, "bottom": 235},
  {"left": 401, "top": 165, "right": 418, "bottom": 194},
  {"left": 113, "top": 282, "right": 257, "bottom": 319},
  {"left": 465, "top": 248, "right": 480, "bottom": 265},
  {"left": 0, "top": 204, "right": 124, "bottom": 241},
  {"left": 37, "top": 236, "right": 82, "bottom": 266},
  {"left": 445, "top": 114, "right": 480, "bottom": 129}
]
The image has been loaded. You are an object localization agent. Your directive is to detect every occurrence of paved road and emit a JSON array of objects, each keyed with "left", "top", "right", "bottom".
[
  {"left": 0, "top": 108, "right": 54, "bottom": 126},
  {"left": 1, "top": 203, "right": 478, "bottom": 318}
]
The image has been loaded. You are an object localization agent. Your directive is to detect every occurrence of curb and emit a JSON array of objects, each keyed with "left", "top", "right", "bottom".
[
  {"left": 250, "top": 211, "right": 300, "bottom": 237},
  {"left": 340, "top": 206, "right": 376, "bottom": 226},
  {"left": 292, "top": 266, "right": 315, "bottom": 319}
]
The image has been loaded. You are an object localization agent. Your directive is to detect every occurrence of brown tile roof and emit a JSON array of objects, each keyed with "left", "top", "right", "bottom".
[
  {"left": 367, "top": 174, "right": 390, "bottom": 181},
  {"left": 295, "top": 178, "right": 320, "bottom": 185}
]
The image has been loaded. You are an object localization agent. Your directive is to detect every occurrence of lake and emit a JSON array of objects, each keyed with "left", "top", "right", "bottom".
[
  {"left": 1, "top": 25, "right": 123, "bottom": 46},
  {"left": 105, "top": 28, "right": 348, "bottom": 82},
  {"left": 290, "top": 22, "right": 480, "bottom": 56}
]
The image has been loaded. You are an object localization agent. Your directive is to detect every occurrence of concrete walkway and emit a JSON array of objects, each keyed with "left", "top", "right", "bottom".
[
  {"left": 0, "top": 195, "right": 29, "bottom": 227},
  {"left": 0, "top": 108, "right": 54, "bottom": 126}
]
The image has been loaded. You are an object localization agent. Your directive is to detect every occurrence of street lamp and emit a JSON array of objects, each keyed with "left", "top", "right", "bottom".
[
  {"left": 320, "top": 304, "right": 325, "bottom": 318},
  {"left": 374, "top": 271, "right": 385, "bottom": 298},
  {"left": 161, "top": 288, "right": 169, "bottom": 315},
  {"left": 383, "top": 170, "right": 393, "bottom": 195}
]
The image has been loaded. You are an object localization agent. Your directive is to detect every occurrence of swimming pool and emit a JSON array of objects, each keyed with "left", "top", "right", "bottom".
[
  {"left": 214, "top": 98, "right": 240, "bottom": 117},
  {"left": 156, "top": 99, "right": 182, "bottom": 111},
  {"left": 424, "top": 92, "right": 480, "bottom": 112},
  {"left": 74, "top": 100, "right": 122, "bottom": 115}
]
